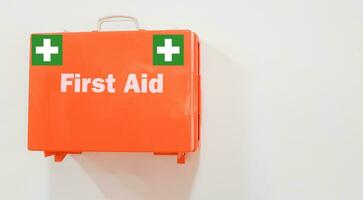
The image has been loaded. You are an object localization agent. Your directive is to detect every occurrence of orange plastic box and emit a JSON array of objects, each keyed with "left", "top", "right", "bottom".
[{"left": 28, "top": 16, "right": 201, "bottom": 164}]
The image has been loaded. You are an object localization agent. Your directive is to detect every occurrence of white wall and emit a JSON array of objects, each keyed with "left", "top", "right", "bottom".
[{"left": 1, "top": 0, "right": 363, "bottom": 199}]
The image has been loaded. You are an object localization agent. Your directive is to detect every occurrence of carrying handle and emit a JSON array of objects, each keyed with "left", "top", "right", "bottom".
[{"left": 97, "top": 15, "right": 140, "bottom": 31}]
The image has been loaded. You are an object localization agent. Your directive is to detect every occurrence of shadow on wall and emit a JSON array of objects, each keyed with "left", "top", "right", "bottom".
[
  {"left": 47, "top": 40, "right": 245, "bottom": 200},
  {"left": 74, "top": 151, "right": 200, "bottom": 200}
]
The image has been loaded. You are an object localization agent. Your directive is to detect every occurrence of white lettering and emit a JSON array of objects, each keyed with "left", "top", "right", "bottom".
[
  {"left": 60, "top": 73, "right": 115, "bottom": 93},
  {"left": 61, "top": 73, "right": 74, "bottom": 92},
  {"left": 149, "top": 74, "right": 163, "bottom": 93},
  {"left": 124, "top": 74, "right": 140, "bottom": 93}
]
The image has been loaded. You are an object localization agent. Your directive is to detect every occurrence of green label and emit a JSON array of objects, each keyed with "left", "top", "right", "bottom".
[
  {"left": 153, "top": 34, "right": 184, "bottom": 66},
  {"left": 31, "top": 34, "right": 62, "bottom": 66}
]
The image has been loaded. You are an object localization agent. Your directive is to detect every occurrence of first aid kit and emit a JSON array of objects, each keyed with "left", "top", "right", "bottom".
[{"left": 28, "top": 16, "right": 201, "bottom": 164}]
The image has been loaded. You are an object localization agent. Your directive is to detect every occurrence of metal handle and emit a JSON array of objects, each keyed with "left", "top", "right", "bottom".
[{"left": 97, "top": 15, "right": 140, "bottom": 31}]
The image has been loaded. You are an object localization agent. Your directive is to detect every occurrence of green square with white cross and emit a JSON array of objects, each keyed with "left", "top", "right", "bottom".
[
  {"left": 31, "top": 34, "right": 62, "bottom": 66},
  {"left": 153, "top": 34, "right": 184, "bottom": 66}
]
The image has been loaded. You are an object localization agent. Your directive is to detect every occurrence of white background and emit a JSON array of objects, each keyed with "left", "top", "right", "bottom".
[{"left": 1, "top": 0, "right": 363, "bottom": 199}]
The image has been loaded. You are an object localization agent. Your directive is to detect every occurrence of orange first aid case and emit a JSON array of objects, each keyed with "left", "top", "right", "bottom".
[{"left": 28, "top": 16, "right": 201, "bottom": 163}]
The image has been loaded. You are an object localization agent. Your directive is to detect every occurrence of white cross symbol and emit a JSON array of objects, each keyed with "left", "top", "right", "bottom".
[
  {"left": 157, "top": 38, "right": 180, "bottom": 62},
  {"left": 35, "top": 38, "right": 59, "bottom": 62}
]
